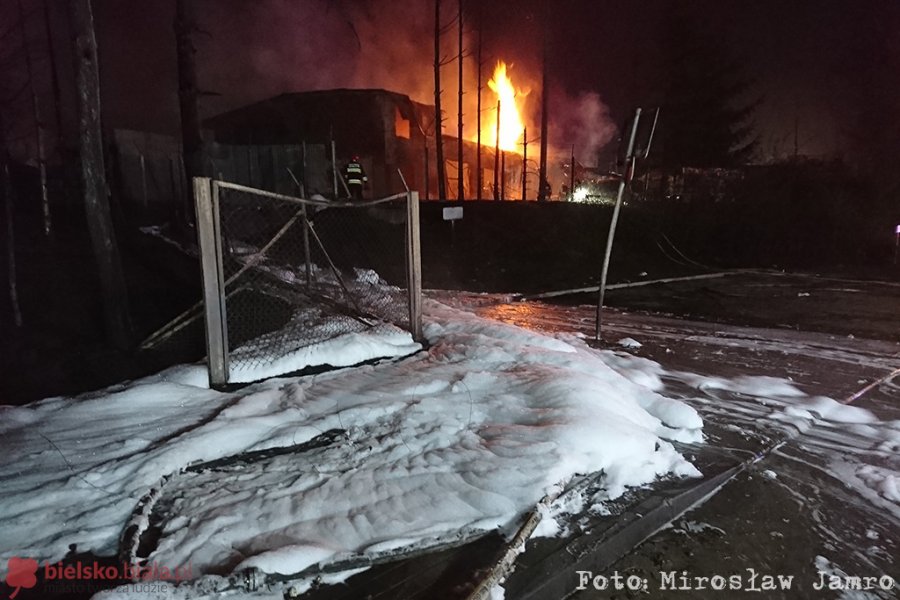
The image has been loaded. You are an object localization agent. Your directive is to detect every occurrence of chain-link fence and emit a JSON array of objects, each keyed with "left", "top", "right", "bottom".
[{"left": 194, "top": 178, "right": 421, "bottom": 386}]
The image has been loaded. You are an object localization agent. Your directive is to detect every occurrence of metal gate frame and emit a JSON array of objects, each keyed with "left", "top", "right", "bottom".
[{"left": 193, "top": 177, "right": 422, "bottom": 388}]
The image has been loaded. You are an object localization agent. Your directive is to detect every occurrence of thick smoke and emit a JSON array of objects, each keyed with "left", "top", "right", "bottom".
[
  {"left": 549, "top": 90, "right": 618, "bottom": 167},
  {"left": 196, "top": 0, "right": 616, "bottom": 162},
  {"left": 198, "top": 0, "right": 455, "bottom": 121}
]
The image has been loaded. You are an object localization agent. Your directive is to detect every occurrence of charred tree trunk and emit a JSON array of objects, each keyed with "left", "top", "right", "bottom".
[
  {"left": 175, "top": 0, "right": 203, "bottom": 224},
  {"left": 522, "top": 127, "right": 527, "bottom": 200},
  {"left": 17, "top": 0, "right": 51, "bottom": 235},
  {"left": 434, "top": 0, "right": 447, "bottom": 200},
  {"left": 70, "top": 0, "right": 132, "bottom": 349},
  {"left": 456, "top": 0, "right": 463, "bottom": 201},
  {"left": 42, "top": 0, "right": 64, "bottom": 151},
  {"left": 493, "top": 100, "right": 500, "bottom": 201},
  {"left": 0, "top": 108, "right": 22, "bottom": 328},
  {"left": 476, "top": 19, "right": 482, "bottom": 200},
  {"left": 538, "top": 15, "right": 550, "bottom": 202},
  {"left": 2, "top": 163, "right": 22, "bottom": 328}
]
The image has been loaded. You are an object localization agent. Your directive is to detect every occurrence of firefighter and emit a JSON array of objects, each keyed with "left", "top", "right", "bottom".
[
  {"left": 539, "top": 178, "right": 552, "bottom": 201},
  {"left": 343, "top": 155, "right": 367, "bottom": 200}
]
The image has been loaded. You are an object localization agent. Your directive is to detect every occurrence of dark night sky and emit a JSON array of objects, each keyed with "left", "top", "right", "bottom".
[{"left": 4, "top": 0, "right": 899, "bottom": 165}]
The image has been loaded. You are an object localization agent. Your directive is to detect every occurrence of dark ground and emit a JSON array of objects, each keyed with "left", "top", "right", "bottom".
[
  {"left": 2, "top": 199, "right": 898, "bottom": 405},
  {"left": 0, "top": 203, "right": 201, "bottom": 405}
]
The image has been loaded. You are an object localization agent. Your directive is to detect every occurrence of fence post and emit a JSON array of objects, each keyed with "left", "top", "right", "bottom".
[
  {"left": 595, "top": 108, "right": 642, "bottom": 341},
  {"left": 194, "top": 176, "right": 229, "bottom": 386},
  {"left": 140, "top": 153, "right": 148, "bottom": 207},
  {"left": 406, "top": 190, "right": 423, "bottom": 341}
]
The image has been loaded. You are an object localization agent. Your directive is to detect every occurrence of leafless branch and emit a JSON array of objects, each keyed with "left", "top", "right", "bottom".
[
  {"left": 439, "top": 14, "right": 459, "bottom": 34},
  {"left": 322, "top": 0, "right": 361, "bottom": 51}
]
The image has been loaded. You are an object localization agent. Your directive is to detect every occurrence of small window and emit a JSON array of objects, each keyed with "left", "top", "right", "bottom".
[{"left": 395, "top": 106, "right": 410, "bottom": 139}]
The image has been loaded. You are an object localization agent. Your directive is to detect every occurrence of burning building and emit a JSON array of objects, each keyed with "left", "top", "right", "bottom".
[{"left": 203, "top": 87, "right": 528, "bottom": 201}]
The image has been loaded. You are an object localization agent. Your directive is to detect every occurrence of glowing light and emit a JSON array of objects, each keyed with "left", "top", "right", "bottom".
[
  {"left": 486, "top": 62, "right": 526, "bottom": 153},
  {"left": 572, "top": 186, "right": 589, "bottom": 202}
]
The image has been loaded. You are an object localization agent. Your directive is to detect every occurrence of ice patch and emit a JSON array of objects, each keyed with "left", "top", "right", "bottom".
[
  {"left": 617, "top": 337, "right": 642, "bottom": 349},
  {"left": 683, "top": 374, "right": 807, "bottom": 398}
]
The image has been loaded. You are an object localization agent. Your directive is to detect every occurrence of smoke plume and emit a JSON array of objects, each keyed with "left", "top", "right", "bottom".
[{"left": 549, "top": 90, "right": 618, "bottom": 166}]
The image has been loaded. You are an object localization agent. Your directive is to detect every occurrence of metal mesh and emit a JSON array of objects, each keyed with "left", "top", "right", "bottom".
[{"left": 213, "top": 182, "right": 411, "bottom": 378}]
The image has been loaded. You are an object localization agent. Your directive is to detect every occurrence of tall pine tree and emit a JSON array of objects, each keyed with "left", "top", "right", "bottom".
[{"left": 658, "top": 10, "right": 758, "bottom": 168}]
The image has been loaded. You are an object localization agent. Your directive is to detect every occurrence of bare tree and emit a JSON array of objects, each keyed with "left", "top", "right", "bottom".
[
  {"left": 1, "top": 5, "right": 30, "bottom": 328},
  {"left": 70, "top": 0, "right": 132, "bottom": 348},
  {"left": 433, "top": 0, "right": 446, "bottom": 200},
  {"left": 16, "top": 0, "right": 51, "bottom": 235},
  {"left": 537, "top": 1, "right": 549, "bottom": 201},
  {"left": 42, "top": 0, "right": 65, "bottom": 151},
  {"left": 0, "top": 110, "right": 22, "bottom": 328},
  {"left": 175, "top": 0, "right": 203, "bottom": 225},
  {"left": 456, "top": 0, "right": 463, "bottom": 201},
  {"left": 475, "top": 15, "right": 482, "bottom": 199}
]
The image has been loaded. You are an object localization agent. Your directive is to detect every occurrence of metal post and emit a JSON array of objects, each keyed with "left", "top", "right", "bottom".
[
  {"left": 292, "top": 152, "right": 314, "bottom": 289},
  {"left": 569, "top": 145, "right": 575, "bottom": 201},
  {"left": 500, "top": 150, "right": 506, "bottom": 201},
  {"left": 140, "top": 153, "right": 148, "bottom": 207},
  {"left": 330, "top": 129, "right": 338, "bottom": 199},
  {"left": 493, "top": 101, "right": 500, "bottom": 201},
  {"left": 406, "top": 190, "right": 423, "bottom": 341},
  {"left": 595, "top": 108, "right": 642, "bottom": 341},
  {"left": 424, "top": 144, "right": 430, "bottom": 201},
  {"left": 522, "top": 127, "right": 527, "bottom": 201},
  {"left": 894, "top": 225, "right": 899, "bottom": 265},
  {"left": 194, "top": 177, "right": 229, "bottom": 386},
  {"left": 169, "top": 157, "right": 180, "bottom": 209},
  {"left": 301, "top": 146, "right": 312, "bottom": 287}
]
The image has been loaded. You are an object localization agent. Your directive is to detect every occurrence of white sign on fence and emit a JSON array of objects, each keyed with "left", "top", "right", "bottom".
[{"left": 443, "top": 206, "right": 464, "bottom": 221}]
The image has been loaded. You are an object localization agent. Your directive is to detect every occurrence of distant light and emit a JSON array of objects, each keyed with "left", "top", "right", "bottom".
[
  {"left": 895, "top": 224, "right": 900, "bottom": 235},
  {"left": 573, "top": 187, "right": 589, "bottom": 202}
]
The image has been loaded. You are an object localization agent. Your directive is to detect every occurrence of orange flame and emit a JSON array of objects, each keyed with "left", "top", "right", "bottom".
[{"left": 486, "top": 61, "right": 526, "bottom": 153}]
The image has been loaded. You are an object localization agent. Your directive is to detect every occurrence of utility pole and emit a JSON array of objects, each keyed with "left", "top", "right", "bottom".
[
  {"left": 457, "top": 0, "right": 464, "bottom": 201},
  {"left": 434, "top": 0, "right": 447, "bottom": 200},
  {"left": 71, "top": 0, "right": 132, "bottom": 348},
  {"left": 493, "top": 101, "right": 500, "bottom": 201}
]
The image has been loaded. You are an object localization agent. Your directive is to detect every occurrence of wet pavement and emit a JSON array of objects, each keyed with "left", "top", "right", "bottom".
[{"left": 474, "top": 272, "right": 900, "bottom": 600}]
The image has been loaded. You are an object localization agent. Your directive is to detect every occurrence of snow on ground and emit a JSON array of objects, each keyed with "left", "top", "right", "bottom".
[
  {"left": 229, "top": 321, "right": 421, "bottom": 383},
  {"left": 681, "top": 372, "right": 900, "bottom": 517},
  {"left": 0, "top": 299, "right": 704, "bottom": 591},
  {"left": 9, "top": 294, "right": 898, "bottom": 599}
]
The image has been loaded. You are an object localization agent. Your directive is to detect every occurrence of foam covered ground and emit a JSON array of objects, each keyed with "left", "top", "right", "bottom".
[{"left": 0, "top": 300, "right": 702, "bottom": 583}]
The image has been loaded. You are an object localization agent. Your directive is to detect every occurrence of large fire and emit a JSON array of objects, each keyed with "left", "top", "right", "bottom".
[{"left": 486, "top": 61, "right": 526, "bottom": 153}]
